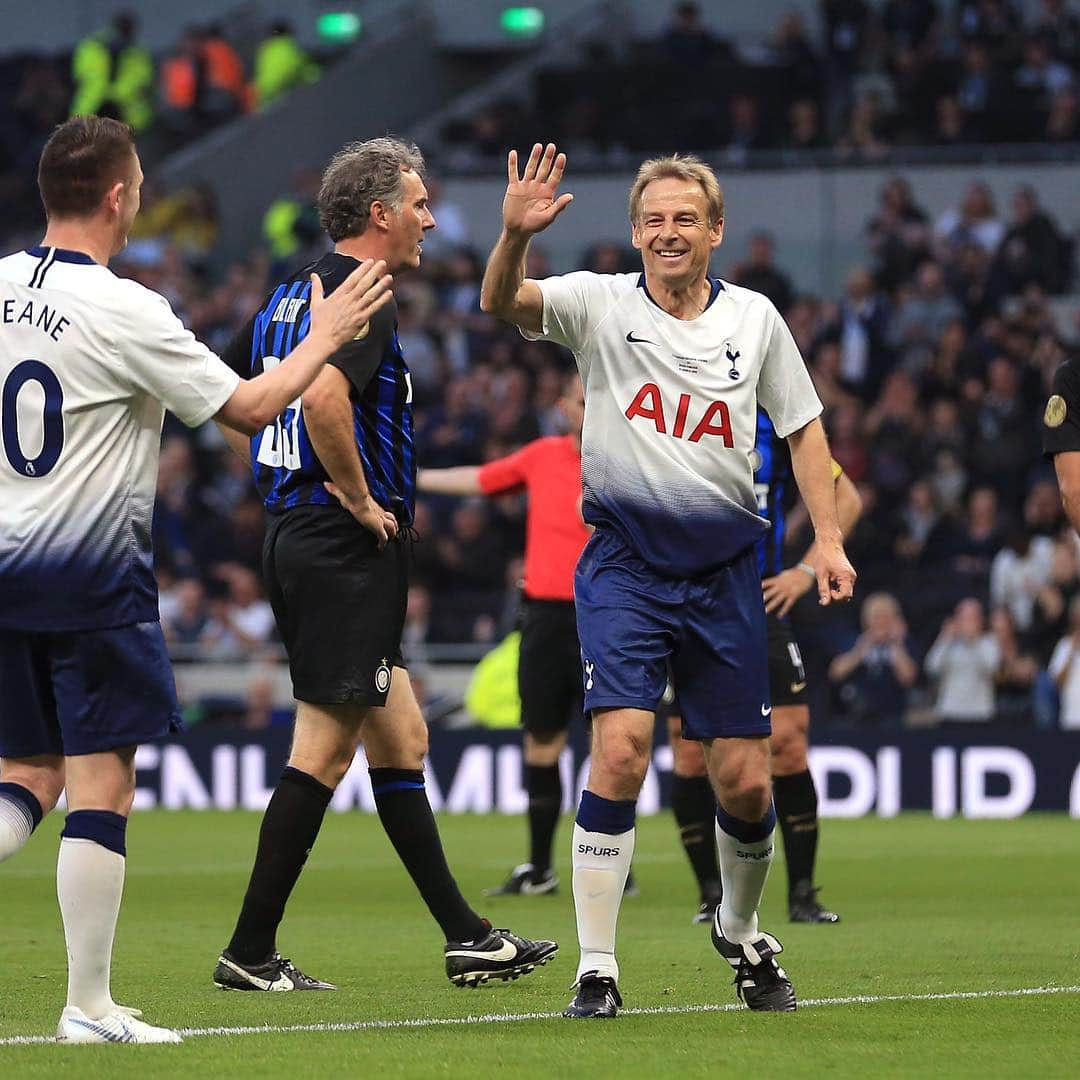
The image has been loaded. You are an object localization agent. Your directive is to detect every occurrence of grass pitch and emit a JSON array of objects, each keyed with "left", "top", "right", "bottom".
[{"left": 1, "top": 811, "right": 1077, "bottom": 1077}]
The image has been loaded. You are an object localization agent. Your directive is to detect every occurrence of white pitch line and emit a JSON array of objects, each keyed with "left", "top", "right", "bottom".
[{"left": 2, "top": 985, "right": 1077, "bottom": 1048}]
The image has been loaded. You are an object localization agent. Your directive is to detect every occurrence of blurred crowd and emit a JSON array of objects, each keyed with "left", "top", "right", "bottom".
[
  {"left": 121, "top": 157, "right": 1080, "bottom": 730},
  {"left": 442, "top": 0, "right": 1080, "bottom": 165},
  {"left": 0, "top": 10, "right": 322, "bottom": 240}
]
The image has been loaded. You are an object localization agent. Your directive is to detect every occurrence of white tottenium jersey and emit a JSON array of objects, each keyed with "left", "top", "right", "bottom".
[
  {"left": 525, "top": 272, "right": 822, "bottom": 576},
  {"left": 0, "top": 247, "right": 239, "bottom": 631}
]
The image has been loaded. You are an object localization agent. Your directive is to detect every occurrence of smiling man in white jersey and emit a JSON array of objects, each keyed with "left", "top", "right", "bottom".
[
  {"left": 0, "top": 116, "right": 391, "bottom": 1044},
  {"left": 481, "top": 144, "right": 856, "bottom": 1017}
]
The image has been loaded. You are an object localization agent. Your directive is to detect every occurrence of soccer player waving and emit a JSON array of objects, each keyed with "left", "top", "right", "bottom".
[{"left": 481, "top": 143, "right": 856, "bottom": 1017}]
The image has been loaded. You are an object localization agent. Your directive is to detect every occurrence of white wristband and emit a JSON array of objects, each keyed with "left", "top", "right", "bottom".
[{"left": 796, "top": 562, "right": 816, "bottom": 580}]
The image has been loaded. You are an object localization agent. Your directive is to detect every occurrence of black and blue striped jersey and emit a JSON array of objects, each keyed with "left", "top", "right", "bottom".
[
  {"left": 223, "top": 252, "right": 414, "bottom": 522},
  {"left": 752, "top": 409, "right": 792, "bottom": 579}
]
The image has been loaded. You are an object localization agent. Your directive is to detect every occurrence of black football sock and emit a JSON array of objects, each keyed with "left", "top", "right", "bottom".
[
  {"left": 228, "top": 766, "right": 333, "bottom": 964},
  {"left": 773, "top": 769, "right": 820, "bottom": 896},
  {"left": 526, "top": 763, "right": 562, "bottom": 876},
  {"left": 370, "top": 768, "right": 487, "bottom": 943},
  {"left": 671, "top": 774, "right": 721, "bottom": 898}
]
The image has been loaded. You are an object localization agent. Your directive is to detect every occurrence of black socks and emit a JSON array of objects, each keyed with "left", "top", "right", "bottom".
[
  {"left": 773, "top": 769, "right": 820, "bottom": 896},
  {"left": 370, "top": 767, "right": 487, "bottom": 943},
  {"left": 671, "top": 773, "right": 721, "bottom": 898},
  {"left": 228, "top": 766, "right": 333, "bottom": 964},
  {"left": 526, "top": 763, "right": 562, "bottom": 875}
]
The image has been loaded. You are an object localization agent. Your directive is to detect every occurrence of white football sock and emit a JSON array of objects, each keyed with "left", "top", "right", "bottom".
[
  {"left": 57, "top": 838, "right": 125, "bottom": 1019},
  {"left": 571, "top": 823, "right": 635, "bottom": 982},
  {"left": 0, "top": 796, "right": 35, "bottom": 862},
  {"left": 715, "top": 817, "right": 774, "bottom": 944}
]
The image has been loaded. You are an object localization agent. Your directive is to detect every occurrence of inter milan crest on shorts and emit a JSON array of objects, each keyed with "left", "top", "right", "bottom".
[{"left": 375, "top": 659, "right": 392, "bottom": 695}]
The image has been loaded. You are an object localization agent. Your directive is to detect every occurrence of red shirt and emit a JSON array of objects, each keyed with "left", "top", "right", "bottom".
[{"left": 477, "top": 435, "right": 589, "bottom": 602}]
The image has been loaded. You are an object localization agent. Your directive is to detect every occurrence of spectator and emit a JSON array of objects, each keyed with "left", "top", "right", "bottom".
[
  {"left": 950, "top": 485, "right": 1002, "bottom": 590},
  {"left": 70, "top": 11, "right": 154, "bottom": 132},
  {"left": 866, "top": 176, "right": 932, "bottom": 290},
  {"left": 729, "top": 231, "right": 794, "bottom": 312},
  {"left": 199, "top": 23, "right": 248, "bottom": 122},
  {"left": 833, "top": 266, "right": 893, "bottom": 396},
  {"left": 990, "top": 528, "right": 1055, "bottom": 633},
  {"left": 1015, "top": 34, "right": 1075, "bottom": 107},
  {"left": 936, "top": 183, "right": 1006, "bottom": 258},
  {"left": 887, "top": 261, "right": 963, "bottom": 365},
  {"left": 254, "top": 20, "right": 320, "bottom": 108},
  {"left": 771, "top": 13, "right": 822, "bottom": 103},
  {"left": 660, "top": 3, "right": 723, "bottom": 66},
  {"left": 829, "top": 592, "right": 919, "bottom": 726},
  {"left": 924, "top": 598, "right": 1000, "bottom": 724},
  {"left": 162, "top": 577, "right": 214, "bottom": 651},
  {"left": 1045, "top": 85, "right": 1080, "bottom": 140},
  {"left": 785, "top": 99, "right": 828, "bottom": 150},
  {"left": 262, "top": 169, "right": 323, "bottom": 276},
  {"left": 1048, "top": 595, "right": 1080, "bottom": 727},
  {"left": 1027, "top": 537, "right": 1080, "bottom": 662},
  {"left": 1033, "top": 0, "right": 1080, "bottom": 66},
  {"left": 991, "top": 186, "right": 1070, "bottom": 295},
  {"left": 893, "top": 478, "right": 950, "bottom": 564},
  {"left": 207, "top": 566, "right": 276, "bottom": 656}
]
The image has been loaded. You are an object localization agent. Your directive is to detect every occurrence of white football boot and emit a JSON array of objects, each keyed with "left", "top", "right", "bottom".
[{"left": 56, "top": 1005, "right": 183, "bottom": 1044}]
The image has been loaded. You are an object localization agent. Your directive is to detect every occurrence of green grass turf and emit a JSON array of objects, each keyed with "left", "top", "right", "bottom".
[{"left": 1, "top": 811, "right": 1077, "bottom": 1076}]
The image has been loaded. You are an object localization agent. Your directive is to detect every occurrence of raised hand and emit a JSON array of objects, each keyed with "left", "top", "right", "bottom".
[{"left": 502, "top": 143, "right": 574, "bottom": 237}]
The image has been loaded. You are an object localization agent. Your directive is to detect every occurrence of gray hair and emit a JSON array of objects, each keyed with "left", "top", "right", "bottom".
[{"left": 317, "top": 136, "right": 426, "bottom": 242}]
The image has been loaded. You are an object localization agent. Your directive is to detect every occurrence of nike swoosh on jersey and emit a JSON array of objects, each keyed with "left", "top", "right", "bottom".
[
  {"left": 761, "top": 705, "right": 772, "bottom": 716},
  {"left": 625, "top": 331, "right": 658, "bottom": 346},
  {"left": 445, "top": 940, "right": 518, "bottom": 962}
]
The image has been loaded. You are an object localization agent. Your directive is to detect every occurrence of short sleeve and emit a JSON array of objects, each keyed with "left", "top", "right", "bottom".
[
  {"left": 119, "top": 287, "right": 240, "bottom": 428},
  {"left": 328, "top": 302, "right": 395, "bottom": 396},
  {"left": 1042, "top": 360, "right": 1080, "bottom": 457},
  {"left": 756, "top": 301, "right": 823, "bottom": 438},
  {"left": 220, "top": 312, "right": 257, "bottom": 379},
  {"left": 478, "top": 443, "right": 534, "bottom": 496},
  {"left": 521, "top": 271, "right": 607, "bottom": 352}
]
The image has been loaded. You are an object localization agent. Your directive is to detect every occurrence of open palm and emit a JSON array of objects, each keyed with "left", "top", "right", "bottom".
[{"left": 503, "top": 142, "right": 574, "bottom": 236}]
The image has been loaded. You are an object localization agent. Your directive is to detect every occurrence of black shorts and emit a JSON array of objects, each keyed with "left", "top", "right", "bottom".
[
  {"left": 263, "top": 506, "right": 406, "bottom": 707},
  {"left": 518, "top": 598, "right": 582, "bottom": 735},
  {"left": 767, "top": 611, "right": 807, "bottom": 707}
]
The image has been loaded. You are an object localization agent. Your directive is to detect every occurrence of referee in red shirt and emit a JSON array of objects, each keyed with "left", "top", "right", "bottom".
[{"left": 418, "top": 374, "right": 588, "bottom": 894}]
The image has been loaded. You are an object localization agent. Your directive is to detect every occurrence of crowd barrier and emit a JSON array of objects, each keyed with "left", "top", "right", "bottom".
[{"left": 129, "top": 726, "right": 1080, "bottom": 818}]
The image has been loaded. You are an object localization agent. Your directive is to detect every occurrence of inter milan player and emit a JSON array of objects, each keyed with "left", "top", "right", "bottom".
[
  {"left": 481, "top": 143, "right": 855, "bottom": 1017},
  {"left": 419, "top": 375, "right": 591, "bottom": 896},
  {"left": 213, "top": 137, "right": 557, "bottom": 993},
  {"left": 0, "top": 116, "right": 392, "bottom": 1043},
  {"left": 667, "top": 412, "right": 863, "bottom": 925}
]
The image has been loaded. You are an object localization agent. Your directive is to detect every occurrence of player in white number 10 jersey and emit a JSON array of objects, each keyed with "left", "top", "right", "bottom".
[
  {"left": 481, "top": 144, "right": 856, "bottom": 1017},
  {"left": 0, "top": 116, "right": 391, "bottom": 1043}
]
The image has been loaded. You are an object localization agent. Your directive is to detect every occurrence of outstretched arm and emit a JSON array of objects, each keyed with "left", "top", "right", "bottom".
[
  {"left": 417, "top": 466, "right": 483, "bottom": 496},
  {"left": 480, "top": 143, "right": 574, "bottom": 331},
  {"left": 787, "top": 418, "right": 857, "bottom": 606}
]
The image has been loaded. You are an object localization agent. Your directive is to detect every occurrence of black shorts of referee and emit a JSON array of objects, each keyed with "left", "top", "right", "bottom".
[
  {"left": 518, "top": 598, "right": 583, "bottom": 735},
  {"left": 263, "top": 504, "right": 408, "bottom": 707}
]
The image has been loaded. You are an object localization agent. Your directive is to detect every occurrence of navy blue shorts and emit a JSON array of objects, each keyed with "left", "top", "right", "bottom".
[
  {"left": 575, "top": 530, "right": 771, "bottom": 740},
  {"left": 0, "top": 622, "right": 182, "bottom": 759}
]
